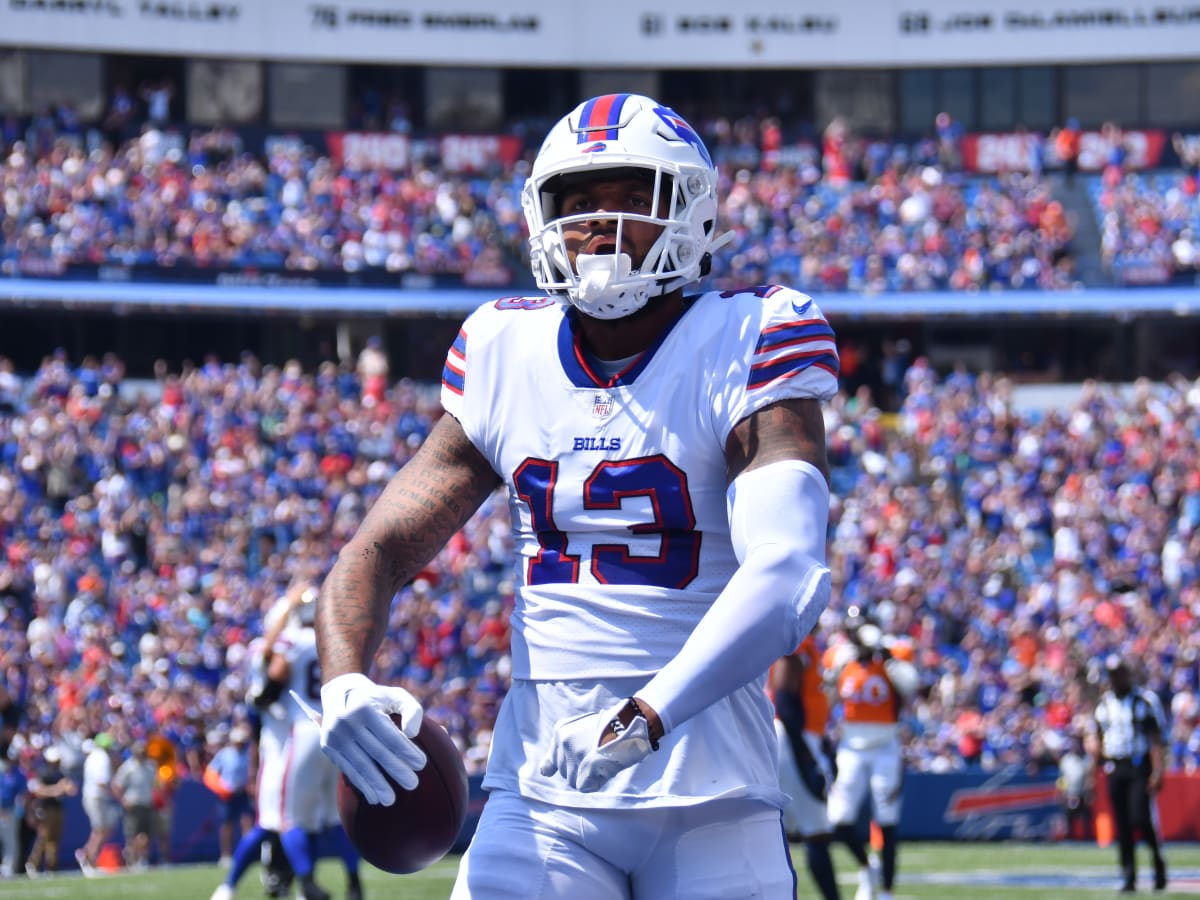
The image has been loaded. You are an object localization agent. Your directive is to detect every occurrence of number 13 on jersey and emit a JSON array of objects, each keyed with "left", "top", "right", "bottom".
[{"left": 512, "top": 454, "right": 701, "bottom": 590}]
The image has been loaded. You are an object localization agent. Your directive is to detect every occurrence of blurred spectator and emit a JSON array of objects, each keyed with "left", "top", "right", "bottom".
[
  {"left": 0, "top": 753, "right": 27, "bottom": 878},
  {"left": 24, "top": 746, "right": 75, "bottom": 876},
  {"left": 151, "top": 737, "right": 180, "bottom": 866},
  {"left": 113, "top": 739, "right": 157, "bottom": 870},
  {"left": 935, "top": 111, "right": 963, "bottom": 172},
  {"left": 821, "top": 116, "right": 853, "bottom": 186},
  {"left": 1056, "top": 732, "right": 1094, "bottom": 841},
  {"left": 1052, "top": 118, "right": 1082, "bottom": 186},
  {"left": 0, "top": 682, "right": 19, "bottom": 760},
  {"left": 203, "top": 725, "right": 253, "bottom": 867},
  {"left": 103, "top": 85, "right": 137, "bottom": 145},
  {"left": 140, "top": 79, "right": 175, "bottom": 127},
  {"left": 1101, "top": 122, "right": 1129, "bottom": 189},
  {"left": 1173, "top": 131, "right": 1200, "bottom": 186},
  {"left": 0, "top": 115, "right": 20, "bottom": 152},
  {"left": 77, "top": 732, "right": 118, "bottom": 876},
  {"left": 356, "top": 336, "right": 389, "bottom": 408}
]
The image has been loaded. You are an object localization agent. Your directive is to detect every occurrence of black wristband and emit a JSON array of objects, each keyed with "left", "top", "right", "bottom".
[{"left": 627, "top": 697, "right": 660, "bottom": 751}]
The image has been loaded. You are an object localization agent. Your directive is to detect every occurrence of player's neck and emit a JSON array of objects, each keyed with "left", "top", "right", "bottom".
[{"left": 573, "top": 292, "right": 687, "bottom": 361}]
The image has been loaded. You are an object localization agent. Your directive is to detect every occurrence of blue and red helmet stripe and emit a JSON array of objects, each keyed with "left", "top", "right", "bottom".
[{"left": 576, "top": 93, "right": 631, "bottom": 143}]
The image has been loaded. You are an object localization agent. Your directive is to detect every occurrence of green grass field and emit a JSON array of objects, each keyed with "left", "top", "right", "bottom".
[{"left": 0, "top": 842, "right": 1196, "bottom": 899}]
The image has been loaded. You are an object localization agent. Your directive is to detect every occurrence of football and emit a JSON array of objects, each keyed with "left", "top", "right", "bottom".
[{"left": 336, "top": 714, "right": 470, "bottom": 874}]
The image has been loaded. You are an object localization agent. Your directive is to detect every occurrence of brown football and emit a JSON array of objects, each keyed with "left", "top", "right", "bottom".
[{"left": 336, "top": 714, "right": 469, "bottom": 874}]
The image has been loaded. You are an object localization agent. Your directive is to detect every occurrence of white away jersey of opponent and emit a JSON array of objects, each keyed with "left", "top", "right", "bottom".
[{"left": 441, "top": 285, "right": 839, "bottom": 807}]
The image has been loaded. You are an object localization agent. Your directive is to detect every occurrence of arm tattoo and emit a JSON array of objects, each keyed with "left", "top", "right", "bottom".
[
  {"left": 725, "top": 398, "right": 829, "bottom": 484},
  {"left": 317, "top": 415, "right": 501, "bottom": 679}
]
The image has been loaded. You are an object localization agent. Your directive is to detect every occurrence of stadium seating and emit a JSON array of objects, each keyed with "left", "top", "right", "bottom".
[
  {"left": 1, "top": 117, "right": 1086, "bottom": 294},
  {"left": 0, "top": 353, "right": 1196, "bottom": 785}
]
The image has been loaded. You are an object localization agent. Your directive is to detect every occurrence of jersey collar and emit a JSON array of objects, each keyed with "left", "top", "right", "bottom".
[{"left": 556, "top": 298, "right": 696, "bottom": 389}]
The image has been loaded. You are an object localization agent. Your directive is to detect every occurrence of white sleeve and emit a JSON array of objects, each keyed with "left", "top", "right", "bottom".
[{"left": 636, "top": 459, "right": 831, "bottom": 734}]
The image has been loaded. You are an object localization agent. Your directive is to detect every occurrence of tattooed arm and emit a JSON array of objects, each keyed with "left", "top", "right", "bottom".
[
  {"left": 316, "top": 412, "right": 501, "bottom": 680},
  {"left": 724, "top": 397, "right": 829, "bottom": 484}
]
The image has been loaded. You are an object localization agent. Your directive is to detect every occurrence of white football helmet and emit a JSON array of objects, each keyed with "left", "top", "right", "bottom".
[{"left": 522, "top": 93, "right": 723, "bottom": 319}]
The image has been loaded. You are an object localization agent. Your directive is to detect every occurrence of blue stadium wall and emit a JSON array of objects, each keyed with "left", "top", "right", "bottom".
[{"left": 44, "top": 766, "right": 1200, "bottom": 869}]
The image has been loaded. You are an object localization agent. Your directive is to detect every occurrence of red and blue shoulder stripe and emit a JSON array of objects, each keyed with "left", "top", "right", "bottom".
[
  {"left": 442, "top": 328, "right": 467, "bottom": 396},
  {"left": 747, "top": 319, "right": 839, "bottom": 390}
]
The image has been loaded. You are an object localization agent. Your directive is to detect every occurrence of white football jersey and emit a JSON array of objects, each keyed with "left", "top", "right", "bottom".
[
  {"left": 442, "top": 286, "right": 838, "bottom": 680},
  {"left": 440, "top": 286, "right": 839, "bottom": 809}
]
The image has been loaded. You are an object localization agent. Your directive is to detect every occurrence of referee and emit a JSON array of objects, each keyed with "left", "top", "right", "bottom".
[{"left": 1092, "top": 657, "right": 1168, "bottom": 893}]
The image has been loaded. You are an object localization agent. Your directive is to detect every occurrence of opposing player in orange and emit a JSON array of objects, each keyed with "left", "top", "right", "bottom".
[
  {"left": 826, "top": 609, "right": 918, "bottom": 900},
  {"left": 768, "top": 635, "right": 840, "bottom": 900}
]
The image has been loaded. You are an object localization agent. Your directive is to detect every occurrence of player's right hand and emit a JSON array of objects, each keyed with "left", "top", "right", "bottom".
[{"left": 311, "top": 673, "right": 427, "bottom": 806}]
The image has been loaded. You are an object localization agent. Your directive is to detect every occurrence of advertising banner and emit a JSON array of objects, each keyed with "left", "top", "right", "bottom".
[
  {"left": 323, "top": 131, "right": 522, "bottom": 173},
  {"left": 962, "top": 128, "right": 1169, "bottom": 173},
  {"left": 326, "top": 131, "right": 412, "bottom": 172},
  {"left": 2, "top": 1, "right": 1197, "bottom": 67},
  {"left": 902, "top": 768, "right": 1064, "bottom": 841}
]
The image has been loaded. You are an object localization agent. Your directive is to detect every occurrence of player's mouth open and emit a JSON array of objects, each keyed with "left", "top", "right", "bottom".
[{"left": 584, "top": 238, "right": 621, "bottom": 254}]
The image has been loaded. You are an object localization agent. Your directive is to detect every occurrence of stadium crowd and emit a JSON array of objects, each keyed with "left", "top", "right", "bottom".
[
  {"left": 827, "top": 365, "right": 1200, "bottom": 775},
  {"left": 0, "top": 97, "right": 1198, "bottom": 873},
  {"left": 0, "top": 348, "right": 1195, "bottom": 797},
  {"left": 0, "top": 105, "right": 1099, "bottom": 295},
  {"left": 1093, "top": 166, "right": 1200, "bottom": 286}
]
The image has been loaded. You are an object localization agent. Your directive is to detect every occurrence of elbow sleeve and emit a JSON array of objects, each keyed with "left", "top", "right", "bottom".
[
  {"left": 637, "top": 460, "right": 831, "bottom": 734},
  {"left": 728, "top": 458, "right": 832, "bottom": 647}
]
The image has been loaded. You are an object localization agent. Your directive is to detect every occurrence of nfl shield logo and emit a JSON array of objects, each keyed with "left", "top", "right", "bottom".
[{"left": 592, "top": 392, "right": 614, "bottom": 420}]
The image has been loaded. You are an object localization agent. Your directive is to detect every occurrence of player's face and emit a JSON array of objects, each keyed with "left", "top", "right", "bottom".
[{"left": 556, "top": 175, "right": 667, "bottom": 272}]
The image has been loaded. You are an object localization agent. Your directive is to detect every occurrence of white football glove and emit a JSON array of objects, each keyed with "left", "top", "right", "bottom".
[
  {"left": 294, "top": 673, "right": 426, "bottom": 806},
  {"left": 538, "top": 699, "right": 655, "bottom": 793}
]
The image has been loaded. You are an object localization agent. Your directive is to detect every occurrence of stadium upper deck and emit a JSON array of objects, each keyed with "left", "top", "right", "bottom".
[{"left": 0, "top": 0, "right": 1198, "bottom": 377}]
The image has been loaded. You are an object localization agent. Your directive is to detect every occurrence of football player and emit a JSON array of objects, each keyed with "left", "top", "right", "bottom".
[
  {"left": 213, "top": 590, "right": 312, "bottom": 900},
  {"left": 769, "top": 635, "right": 841, "bottom": 900},
  {"left": 314, "top": 93, "right": 839, "bottom": 898},
  {"left": 223, "top": 584, "right": 362, "bottom": 900},
  {"left": 211, "top": 602, "right": 294, "bottom": 900},
  {"left": 826, "top": 609, "right": 918, "bottom": 900}
]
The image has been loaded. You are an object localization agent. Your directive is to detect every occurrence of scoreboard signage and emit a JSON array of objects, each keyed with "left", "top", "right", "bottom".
[{"left": 2, "top": 0, "right": 1197, "bottom": 66}]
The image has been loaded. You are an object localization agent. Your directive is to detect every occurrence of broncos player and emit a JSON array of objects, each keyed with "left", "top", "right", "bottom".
[
  {"left": 770, "top": 635, "right": 841, "bottom": 900},
  {"left": 826, "top": 609, "right": 918, "bottom": 900},
  {"left": 314, "top": 93, "right": 839, "bottom": 898}
]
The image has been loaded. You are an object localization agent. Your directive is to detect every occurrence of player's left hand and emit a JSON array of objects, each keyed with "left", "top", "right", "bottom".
[{"left": 539, "top": 700, "right": 654, "bottom": 792}]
